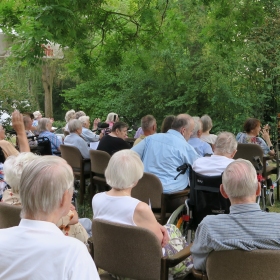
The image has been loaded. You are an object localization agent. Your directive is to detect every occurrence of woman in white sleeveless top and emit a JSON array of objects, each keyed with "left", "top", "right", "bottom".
[{"left": 92, "top": 150, "right": 193, "bottom": 277}]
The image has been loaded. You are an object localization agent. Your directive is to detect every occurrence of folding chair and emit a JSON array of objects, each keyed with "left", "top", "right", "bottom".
[
  {"left": 60, "top": 144, "right": 91, "bottom": 204},
  {"left": 0, "top": 203, "right": 21, "bottom": 229},
  {"left": 192, "top": 249, "right": 280, "bottom": 280},
  {"left": 89, "top": 219, "right": 193, "bottom": 280}
]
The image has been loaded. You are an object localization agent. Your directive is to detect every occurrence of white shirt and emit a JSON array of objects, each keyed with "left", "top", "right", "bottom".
[
  {"left": 200, "top": 134, "right": 217, "bottom": 145},
  {"left": 192, "top": 155, "right": 234, "bottom": 176},
  {"left": 0, "top": 219, "right": 100, "bottom": 280}
]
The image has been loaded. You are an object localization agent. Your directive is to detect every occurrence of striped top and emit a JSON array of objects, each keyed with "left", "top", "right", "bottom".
[{"left": 191, "top": 203, "right": 280, "bottom": 271}]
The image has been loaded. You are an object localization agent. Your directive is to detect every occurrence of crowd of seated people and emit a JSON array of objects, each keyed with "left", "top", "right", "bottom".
[{"left": 0, "top": 108, "right": 279, "bottom": 279}]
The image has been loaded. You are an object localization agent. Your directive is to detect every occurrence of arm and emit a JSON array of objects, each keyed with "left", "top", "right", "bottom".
[
  {"left": 68, "top": 205, "right": 79, "bottom": 225},
  {"left": 92, "top": 118, "right": 100, "bottom": 130},
  {"left": 133, "top": 201, "right": 164, "bottom": 246},
  {"left": 260, "top": 127, "right": 275, "bottom": 156},
  {"left": 131, "top": 137, "right": 146, "bottom": 159},
  {"left": 12, "top": 110, "right": 30, "bottom": 152},
  {"left": 83, "top": 128, "right": 99, "bottom": 142}
]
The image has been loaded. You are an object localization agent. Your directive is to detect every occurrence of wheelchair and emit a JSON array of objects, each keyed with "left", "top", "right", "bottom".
[{"left": 168, "top": 164, "right": 230, "bottom": 244}]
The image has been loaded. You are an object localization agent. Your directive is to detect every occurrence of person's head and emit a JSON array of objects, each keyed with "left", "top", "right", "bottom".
[
  {"left": 68, "top": 119, "right": 83, "bottom": 134},
  {"left": 0, "top": 123, "right": 5, "bottom": 140},
  {"left": 221, "top": 159, "right": 260, "bottom": 203},
  {"left": 105, "top": 150, "right": 144, "bottom": 190},
  {"left": 20, "top": 156, "right": 74, "bottom": 220},
  {"left": 37, "top": 118, "right": 52, "bottom": 133},
  {"left": 106, "top": 112, "right": 119, "bottom": 123},
  {"left": 4, "top": 152, "right": 39, "bottom": 193},
  {"left": 23, "top": 114, "right": 33, "bottom": 130},
  {"left": 171, "top": 114, "right": 194, "bottom": 141},
  {"left": 243, "top": 118, "right": 261, "bottom": 136},
  {"left": 65, "top": 109, "right": 75, "bottom": 122},
  {"left": 33, "top": 111, "right": 42, "bottom": 120},
  {"left": 190, "top": 117, "right": 202, "bottom": 138},
  {"left": 111, "top": 121, "right": 129, "bottom": 140},
  {"left": 201, "top": 114, "right": 213, "bottom": 133},
  {"left": 161, "top": 115, "right": 175, "bottom": 133},
  {"left": 79, "top": 116, "right": 90, "bottom": 129},
  {"left": 141, "top": 115, "right": 157, "bottom": 135},
  {"left": 214, "top": 132, "right": 237, "bottom": 158},
  {"left": 75, "top": 111, "right": 86, "bottom": 119}
]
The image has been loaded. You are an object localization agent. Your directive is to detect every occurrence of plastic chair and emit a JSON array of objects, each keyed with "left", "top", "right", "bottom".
[
  {"left": 131, "top": 172, "right": 190, "bottom": 225},
  {"left": 0, "top": 203, "right": 21, "bottom": 229},
  {"left": 89, "top": 150, "right": 111, "bottom": 198},
  {"left": 234, "top": 143, "right": 279, "bottom": 200},
  {"left": 89, "top": 219, "right": 193, "bottom": 280},
  {"left": 192, "top": 249, "right": 280, "bottom": 280},
  {"left": 60, "top": 144, "right": 91, "bottom": 203}
]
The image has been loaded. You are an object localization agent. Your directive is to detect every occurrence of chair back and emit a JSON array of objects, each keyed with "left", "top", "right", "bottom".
[
  {"left": 234, "top": 143, "right": 264, "bottom": 172},
  {"left": 92, "top": 219, "right": 162, "bottom": 280},
  {"left": 90, "top": 150, "right": 111, "bottom": 175},
  {"left": 206, "top": 249, "right": 280, "bottom": 280},
  {"left": 0, "top": 203, "right": 21, "bottom": 229},
  {"left": 131, "top": 172, "right": 163, "bottom": 209},
  {"left": 37, "top": 137, "right": 53, "bottom": 155},
  {"left": 189, "top": 166, "right": 230, "bottom": 229},
  {"left": 60, "top": 144, "right": 83, "bottom": 170}
]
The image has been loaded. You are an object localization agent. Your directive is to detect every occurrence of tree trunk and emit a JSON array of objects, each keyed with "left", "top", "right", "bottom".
[{"left": 41, "top": 62, "right": 55, "bottom": 118}]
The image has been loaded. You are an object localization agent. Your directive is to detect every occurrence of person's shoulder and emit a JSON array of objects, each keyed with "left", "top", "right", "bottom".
[{"left": 134, "top": 201, "right": 151, "bottom": 216}]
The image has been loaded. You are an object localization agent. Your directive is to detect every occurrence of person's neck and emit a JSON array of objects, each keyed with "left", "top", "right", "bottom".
[
  {"left": 24, "top": 211, "right": 63, "bottom": 225},
  {"left": 108, "top": 188, "right": 132, "bottom": 197},
  {"left": 230, "top": 196, "right": 257, "bottom": 205},
  {"left": 109, "top": 132, "right": 118, "bottom": 137},
  {"left": 202, "top": 130, "right": 210, "bottom": 136},
  {"left": 247, "top": 132, "right": 257, "bottom": 137}
]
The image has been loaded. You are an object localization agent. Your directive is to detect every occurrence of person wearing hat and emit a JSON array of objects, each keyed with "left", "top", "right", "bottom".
[{"left": 32, "top": 111, "right": 42, "bottom": 127}]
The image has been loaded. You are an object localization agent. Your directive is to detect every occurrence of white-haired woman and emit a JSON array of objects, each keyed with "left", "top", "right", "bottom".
[
  {"left": 79, "top": 116, "right": 100, "bottom": 144},
  {"left": 92, "top": 150, "right": 193, "bottom": 277},
  {"left": 64, "top": 109, "right": 76, "bottom": 133},
  {"left": 38, "top": 118, "right": 62, "bottom": 154},
  {"left": 2, "top": 152, "right": 90, "bottom": 244},
  {"left": 200, "top": 114, "right": 217, "bottom": 145}
]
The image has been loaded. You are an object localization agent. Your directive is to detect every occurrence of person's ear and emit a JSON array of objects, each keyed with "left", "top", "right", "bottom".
[
  {"left": 197, "top": 129, "right": 202, "bottom": 137},
  {"left": 256, "top": 182, "right": 261, "bottom": 196},
  {"left": 230, "top": 150, "right": 237, "bottom": 159},
  {"left": 220, "top": 184, "right": 229, "bottom": 199},
  {"left": 60, "top": 190, "right": 70, "bottom": 215}
]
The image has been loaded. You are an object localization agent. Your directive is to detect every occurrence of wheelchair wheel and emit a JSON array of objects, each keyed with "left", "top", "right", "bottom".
[{"left": 269, "top": 189, "right": 275, "bottom": 206}]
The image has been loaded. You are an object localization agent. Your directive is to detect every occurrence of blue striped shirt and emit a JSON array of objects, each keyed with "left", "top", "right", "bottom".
[{"left": 191, "top": 203, "right": 280, "bottom": 271}]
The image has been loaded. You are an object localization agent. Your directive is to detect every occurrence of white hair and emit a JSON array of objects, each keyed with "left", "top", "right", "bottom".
[
  {"left": 79, "top": 116, "right": 90, "bottom": 126},
  {"left": 201, "top": 114, "right": 213, "bottom": 132},
  {"left": 68, "top": 119, "right": 82, "bottom": 133},
  {"left": 191, "top": 117, "right": 202, "bottom": 137},
  {"left": 20, "top": 156, "right": 74, "bottom": 219},
  {"left": 65, "top": 109, "right": 75, "bottom": 122},
  {"left": 222, "top": 159, "right": 258, "bottom": 199},
  {"left": 106, "top": 112, "right": 118, "bottom": 123},
  {"left": 37, "top": 118, "right": 51, "bottom": 133},
  {"left": 105, "top": 150, "right": 143, "bottom": 189},
  {"left": 214, "top": 132, "right": 237, "bottom": 155},
  {"left": 4, "top": 152, "right": 39, "bottom": 193}
]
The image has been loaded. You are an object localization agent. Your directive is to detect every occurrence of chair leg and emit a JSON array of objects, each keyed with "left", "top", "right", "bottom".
[{"left": 79, "top": 173, "right": 85, "bottom": 204}]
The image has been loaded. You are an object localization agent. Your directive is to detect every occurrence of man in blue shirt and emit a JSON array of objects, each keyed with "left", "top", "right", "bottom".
[
  {"left": 191, "top": 159, "right": 280, "bottom": 271},
  {"left": 132, "top": 114, "right": 199, "bottom": 193}
]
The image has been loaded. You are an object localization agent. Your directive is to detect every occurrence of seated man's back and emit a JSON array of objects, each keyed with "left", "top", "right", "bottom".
[{"left": 132, "top": 114, "right": 199, "bottom": 193}]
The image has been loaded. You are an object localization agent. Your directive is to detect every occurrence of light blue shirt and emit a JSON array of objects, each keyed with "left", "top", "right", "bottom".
[
  {"left": 188, "top": 137, "right": 213, "bottom": 157},
  {"left": 64, "top": 133, "right": 90, "bottom": 159},
  {"left": 132, "top": 129, "right": 199, "bottom": 193},
  {"left": 81, "top": 127, "right": 99, "bottom": 144},
  {"left": 191, "top": 203, "right": 280, "bottom": 271}
]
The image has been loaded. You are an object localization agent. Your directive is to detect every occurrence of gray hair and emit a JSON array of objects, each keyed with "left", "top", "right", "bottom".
[
  {"left": 214, "top": 132, "right": 237, "bottom": 155},
  {"left": 65, "top": 109, "right": 75, "bottom": 122},
  {"left": 75, "top": 111, "right": 86, "bottom": 119},
  {"left": 105, "top": 150, "right": 144, "bottom": 189},
  {"left": 68, "top": 119, "right": 82, "bottom": 133},
  {"left": 37, "top": 118, "right": 51, "bottom": 133},
  {"left": 106, "top": 112, "right": 118, "bottom": 123},
  {"left": 4, "top": 152, "right": 39, "bottom": 193},
  {"left": 79, "top": 116, "right": 90, "bottom": 126},
  {"left": 141, "top": 115, "right": 156, "bottom": 132},
  {"left": 171, "top": 114, "right": 192, "bottom": 132},
  {"left": 201, "top": 114, "right": 213, "bottom": 132},
  {"left": 222, "top": 159, "right": 258, "bottom": 199},
  {"left": 20, "top": 156, "right": 74, "bottom": 219},
  {"left": 191, "top": 117, "right": 202, "bottom": 137}
]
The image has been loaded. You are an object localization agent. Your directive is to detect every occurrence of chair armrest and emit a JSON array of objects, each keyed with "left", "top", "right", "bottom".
[
  {"left": 165, "top": 243, "right": 192, "bottom": 266},
  {"left": 192, "top": 268, "right": 208, "bottom": 280},
  {"left": 87, "top": 236, "right": 94, "bottom": 259}
]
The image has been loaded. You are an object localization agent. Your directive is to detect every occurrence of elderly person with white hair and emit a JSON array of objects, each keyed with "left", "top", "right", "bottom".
[
  {"left": 79, "top": 116, "right": 100, "bottom": 144},
  {"left": 191, "top": 159, "right": 280, "bottom": 272},
  {"left": 38, "top": 118, "right": 62, "bottom": 154},
  {"left": 64, "top": 109, "right": 76, "bottom": 133},
  {"left": 2, "top": 152, "right": 90, "bottom": 244},
  {"left": 92, "top": 150, "right": 193, "bottom": 277},
  {"left": 0, "top": 156, "right": 99, "bottom": 279},
  {"left": 192, "top": 132, "right": 237, "bottom": 176},
  {"left": 200, "top": 114, "right": 217, "bottom": 145},
  {"left": 188, "top": 117, "right": 213, "bottom": 156}
]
